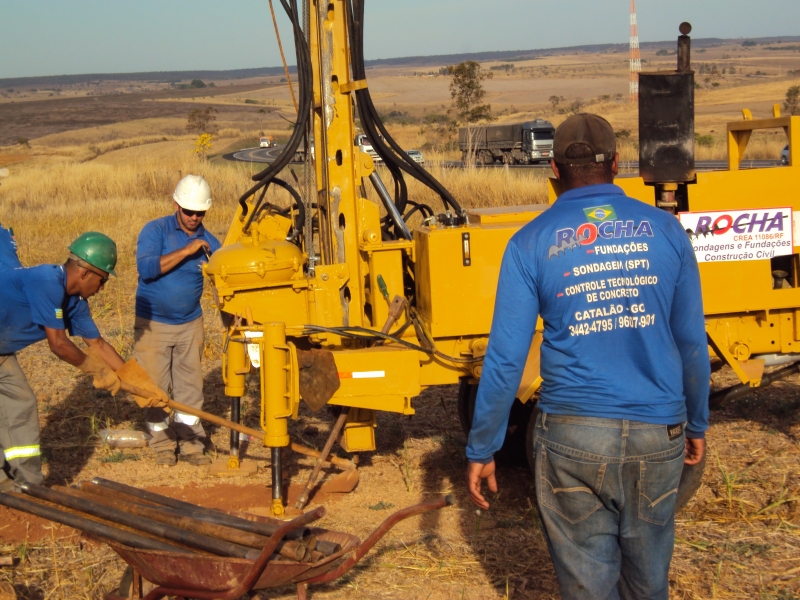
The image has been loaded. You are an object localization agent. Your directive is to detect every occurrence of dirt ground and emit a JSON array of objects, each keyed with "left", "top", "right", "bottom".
[{"left": 1, "top": 323, "right": 798, "bottom": 599}]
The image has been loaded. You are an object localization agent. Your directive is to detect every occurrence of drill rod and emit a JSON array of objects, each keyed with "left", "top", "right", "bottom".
[
  {"left": 82, "top": 477, "right": 341, "bottom": 554},
  {"left": 64, "top": 485, "right": 310, "bottom": 561},
  {"left": 0, "top": 492, "right": 193, "bottom": 554},
  {"left": 20, "top": 483, "right": 261, "bottom": 559},
  {"left": 81, "top": 482, "right": 339, "bottom": 555}
]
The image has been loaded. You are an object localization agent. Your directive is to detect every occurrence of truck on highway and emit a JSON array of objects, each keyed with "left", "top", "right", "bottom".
[
  {"left": 355, "top": 133, "right": 383, "bottom": 164},
  {"left": 459, "top": 118, "right": 555, "bottom": 165}
]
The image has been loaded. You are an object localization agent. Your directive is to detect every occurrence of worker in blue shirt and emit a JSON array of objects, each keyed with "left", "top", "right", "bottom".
[
  {"left": 0, "top": 232, "right": 129, "bottom": 490},
  {"left": 0, "top": 168, "right": 22, "bottom": 271},
  {"left": 466, "top": 114, "right": 709, "bottom": 600},
  {"left": 134, "top": 175, "right": 221, "bottom": 467},
  {"left": 0, "top": 223, "right": 21, "bottom": 271}
]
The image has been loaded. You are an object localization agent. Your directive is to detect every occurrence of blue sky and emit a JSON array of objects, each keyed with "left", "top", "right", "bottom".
[{"left": 1, "top": 1, "right": 798, "bottom": 79}]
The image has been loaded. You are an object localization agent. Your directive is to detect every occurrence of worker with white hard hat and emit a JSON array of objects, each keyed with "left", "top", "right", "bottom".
[{"left": 134, "top": 174, "right": 220, "bottom": 467}]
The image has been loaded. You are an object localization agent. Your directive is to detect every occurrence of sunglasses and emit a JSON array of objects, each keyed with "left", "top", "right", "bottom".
[{"left": 181, "top": 207, "right": 207, "bottom": 218}]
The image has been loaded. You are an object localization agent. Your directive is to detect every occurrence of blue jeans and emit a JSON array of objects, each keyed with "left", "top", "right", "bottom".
[{"left": 533, "top": 413, "right": 685, "bottom": 600}]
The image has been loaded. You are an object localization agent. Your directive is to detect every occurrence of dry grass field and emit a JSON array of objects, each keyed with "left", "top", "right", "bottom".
[{"left": 0, "top": 39, "right": 799, "bottom": 599}]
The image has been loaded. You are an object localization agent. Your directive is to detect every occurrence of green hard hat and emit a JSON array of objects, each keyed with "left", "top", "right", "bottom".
[{"left": 68, "top": 232, "right": 117, "bottom": 276}]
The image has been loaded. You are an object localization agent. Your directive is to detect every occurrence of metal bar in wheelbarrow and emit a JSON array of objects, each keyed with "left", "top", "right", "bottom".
[
  {"left": 20, "top": 483, "right": 262, "bottom": 560},
  {"left": 87, "top": 479, "right": 321, "bottom": 543},
  {"left": 303, "top": 494, "right": 456, "bottom": 585},
  {"left": 139, "top": 507, "right": 328, "bottom": 600},
  {"left": 60, "top": 485, "right": 311, "bottom": 562},
  {"left": 0, "top": 492, "right": 193, "bottom": 555},
  {"left": 82, "top": 481, "right": 341, "bottom": 557}
]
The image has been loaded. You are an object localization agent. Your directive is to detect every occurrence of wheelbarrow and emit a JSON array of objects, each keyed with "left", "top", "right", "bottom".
[{"left": 0, "top": 479, "right": 454, "bottom": 600}]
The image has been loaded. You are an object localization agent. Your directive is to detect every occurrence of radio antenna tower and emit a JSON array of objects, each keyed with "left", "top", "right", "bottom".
[{"left": 629, "top": 0, "right": 641, "bottom": 102}]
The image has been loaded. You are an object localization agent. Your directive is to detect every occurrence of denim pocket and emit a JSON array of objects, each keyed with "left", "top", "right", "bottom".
[
  {"left": 638, "top": 450, "right": 684, "bottom": 526},
  {"left": 538, "top": 445, "right": 605, "bottom": 524}
]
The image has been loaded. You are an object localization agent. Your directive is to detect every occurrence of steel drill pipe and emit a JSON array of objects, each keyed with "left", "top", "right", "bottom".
[
  {"left": 86, "top": 478, "right": 294, "bottom": 532},
  {"left": 20, "top": 484, "right": 260, "bottom": 560},
  {"left": 85, "top": 479, "right": 341, "bottom": 556},
  {"left": 0, "top": 492, "right": 192, "bottom": 554},
  {"left": 61, "top": 486, "right": 309, "bottom": 561}
]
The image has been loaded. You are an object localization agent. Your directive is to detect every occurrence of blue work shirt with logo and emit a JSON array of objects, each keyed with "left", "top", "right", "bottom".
[
  {"left": 0, "top": 265, "right": 101, "bottom": 355},
  {"left": 0, "top": 223, "right": 22, "bottom": 270},
  {"left": 466, "top": 183, "right": 710, "bottom": 463},
  {"left": 135, "top": 213, "right": 221, "bottom": 325}
]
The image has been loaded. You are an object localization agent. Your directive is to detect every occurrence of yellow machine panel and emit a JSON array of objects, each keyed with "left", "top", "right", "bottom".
[
  {"left": 414, "top": 206, "right": 545, "bottom": 338},
  {"left": 328, "top": 346, "right": 421, "bottom": 415}
]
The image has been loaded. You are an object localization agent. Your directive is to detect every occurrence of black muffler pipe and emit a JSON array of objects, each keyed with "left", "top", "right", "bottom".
[
  {"left": 709, "top": 362, "right": 800, "bottom": 409},
  {"left": 0, "top": 492, "right": 192, "bottom": 554},
  {"left": 20, "top": 483, "right": 260, "bottom": 559}
]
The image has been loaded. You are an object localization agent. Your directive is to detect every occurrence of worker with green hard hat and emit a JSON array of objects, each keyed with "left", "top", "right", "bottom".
[{"left": 0, "top": 232, "right": 127, "bottom": 490}]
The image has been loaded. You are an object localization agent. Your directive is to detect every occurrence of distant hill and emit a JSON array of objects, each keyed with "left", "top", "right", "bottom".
[{"left": 3, "top": 35, "right": 800, "bottom": 88}]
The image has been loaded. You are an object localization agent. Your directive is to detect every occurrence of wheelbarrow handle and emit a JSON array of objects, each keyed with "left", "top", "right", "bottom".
[{"left": 303, "top": 494, "right": 456, "bottom": 585}]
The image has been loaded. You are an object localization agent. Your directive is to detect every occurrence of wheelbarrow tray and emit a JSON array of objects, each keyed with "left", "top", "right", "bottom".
[{"left": 106, "top": 528, "right": 359, "bottom": 592}]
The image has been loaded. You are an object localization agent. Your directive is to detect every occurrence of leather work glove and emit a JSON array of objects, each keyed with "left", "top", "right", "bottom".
[
  {"left": 78, "top": 351, "right": 121, "bottom": 396},
  {"left": 130, "top": 386, "right": 169, "bottom": 410},
  {"left": 115, "top": 358, "right": 169, "bottom": 409}
]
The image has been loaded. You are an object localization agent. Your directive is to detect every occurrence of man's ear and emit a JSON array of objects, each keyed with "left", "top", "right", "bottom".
[
  {"left": 611, "top": 152, "right": 620, "bottom": 177},
  {"left": 550, "top": 159, "right": 561, "bottom": 180}
]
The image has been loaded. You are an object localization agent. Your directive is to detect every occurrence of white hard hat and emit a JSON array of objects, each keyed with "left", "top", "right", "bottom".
[{"left": 173, "top": 174, "right": 212, "bottom": 211}]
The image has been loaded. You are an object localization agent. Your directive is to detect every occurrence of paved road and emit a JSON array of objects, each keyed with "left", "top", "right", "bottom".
[
  {"left": 229, "top": 145, "right": 285, "bottom": 163},
  {"left": 226, "top": 146, "right": 782, "bottom": 171}
]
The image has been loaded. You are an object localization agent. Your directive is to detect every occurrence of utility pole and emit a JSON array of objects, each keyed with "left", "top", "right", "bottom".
[{"left": 629, "top": 0, "right": 641, "bottom": 103}]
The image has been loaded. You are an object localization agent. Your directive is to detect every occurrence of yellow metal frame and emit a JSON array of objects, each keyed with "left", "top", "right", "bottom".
[{"left": 612, "top": 109, "right": 800, "bottom": 386}]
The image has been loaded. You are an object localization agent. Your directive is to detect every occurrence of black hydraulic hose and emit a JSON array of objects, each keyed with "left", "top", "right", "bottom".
[
  {"left": 709, "top": 362, "right": 800, "bottom": 409},
  {"left": 238, "top": 0, "right": 312, "bottom": 227},
  {"left": 347, "top": 0, "right": 463, "bottom": 216},
  {"left": 272, "top": 177, "right": 305, "bottom": 239},
  {"left": 302, "top": 324, "right": 480, "bottom": 364}
]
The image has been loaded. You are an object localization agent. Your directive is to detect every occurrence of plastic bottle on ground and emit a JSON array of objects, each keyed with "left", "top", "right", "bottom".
[{"left": 98, "top": 429, "right": 150, "bottom": 448}]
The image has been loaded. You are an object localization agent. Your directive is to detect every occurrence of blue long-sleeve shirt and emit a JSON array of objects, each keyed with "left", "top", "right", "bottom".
[
  {"left": 0, "top": 223, "right": 22, "bottom": 270},
  {"left": 0, "top": 265, "right": 100, "bottom": 354},
  {"left": 466, "top": 184, "right": 710, "bottom": 463},
  {"left": 135, "top": 213, "right": 221, "bottom": 325}
]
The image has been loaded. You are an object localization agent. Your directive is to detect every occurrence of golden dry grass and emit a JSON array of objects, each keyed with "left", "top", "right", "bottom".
[{"left": 0, "top": 46, "right": 799, "bottom": 599}]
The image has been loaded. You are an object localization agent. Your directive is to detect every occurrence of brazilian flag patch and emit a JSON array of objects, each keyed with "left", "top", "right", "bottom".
[{"left": 583, "top": 205, "right": 617, "bottom": 222}]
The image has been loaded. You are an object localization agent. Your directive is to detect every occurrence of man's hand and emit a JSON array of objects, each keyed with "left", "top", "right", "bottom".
[
  {"left": 467, "top": 460, "right": 497, "bottom": 510},
  {"left": 77, "top": 351, "right": 121, "bottom": 396},
  {"left": 184, "top": 239, "right": 210, "bottom": 257},
  {"left": 159, "top": 239, "right": 211, "bottom": 275},
  {"left": 685, "top": 437, "right": 705, "bottom": 466},
  {"left": 131, "top": 387, "right": 169, "bottom": 409}
]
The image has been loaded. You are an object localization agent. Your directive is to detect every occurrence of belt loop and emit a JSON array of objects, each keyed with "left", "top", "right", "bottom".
[
  {"left": 622, "top": 420, "right": 629, "bottom": 438},
  {"left": 541, "top": 412, "right": 548, "bottom": 431}
]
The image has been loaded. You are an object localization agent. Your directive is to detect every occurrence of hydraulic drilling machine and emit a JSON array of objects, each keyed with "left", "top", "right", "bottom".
[
  {"left": 205, "top": 0, "right": 547, "bottom": 514},
  {"left": 204, "top": 4, "right": 800, "bottom": 514}
]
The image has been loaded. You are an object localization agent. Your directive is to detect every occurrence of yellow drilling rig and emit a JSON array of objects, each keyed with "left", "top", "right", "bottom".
[{"left": 205, "top": 3, "right": 800, "bottom": 515}]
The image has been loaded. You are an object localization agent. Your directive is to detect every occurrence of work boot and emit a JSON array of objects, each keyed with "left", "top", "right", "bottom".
[
  {"left": 155, "top": 450, "right": 177, "bottom": 466},
  {"left": 0, "top": 477, "right": 15, "bottom": 493},
  {"left": 179, "top": 453, "right": 211, "bottom": 466}
]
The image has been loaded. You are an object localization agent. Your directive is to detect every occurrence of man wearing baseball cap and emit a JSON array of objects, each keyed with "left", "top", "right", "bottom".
[
  {"left": 466, "top": 114, "right": 709, "bottom": 599},
  {"left": 134, "top": 175, "right": 221, "bottom": 466}
]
